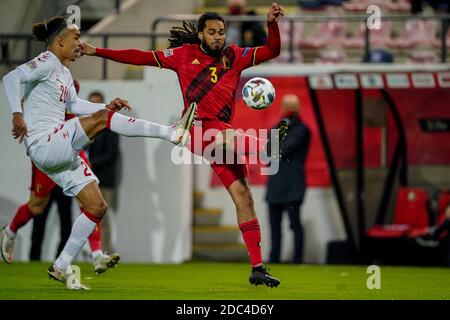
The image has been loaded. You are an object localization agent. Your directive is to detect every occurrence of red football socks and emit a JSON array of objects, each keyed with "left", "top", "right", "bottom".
[
  {"left": 239, "top": 219, "right": 263, "bottom": 267},
  {"left": 88, "top": 223, "right": 102, "bottom": 252},
  {"left": 9, "top": 203, "right": 34, "bottom": 234},
  {"left": 81, "top": 208, "right": 102, "bottom": 224}
]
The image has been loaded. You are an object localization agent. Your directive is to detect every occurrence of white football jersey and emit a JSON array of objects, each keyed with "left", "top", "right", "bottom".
[{"left": 17, "top": 51, "right": 77, "bottom": 147}]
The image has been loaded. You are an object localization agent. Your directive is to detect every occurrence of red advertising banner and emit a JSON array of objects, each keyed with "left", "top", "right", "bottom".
[{"left": 209, "top": 73, "right": 450, "bottom": 188}]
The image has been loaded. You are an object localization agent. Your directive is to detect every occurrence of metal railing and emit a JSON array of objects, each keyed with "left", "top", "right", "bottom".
[
  {"left": 55, "top": 0, "right": 122, "bottom": 15},
  {"left": 151, "top": 13, "right": 449, "bottom": 63},
  {"left": 0, "top": 31, "right": 169, "bottom": 79},
  {"left": 1, "top": 13, "right": 449, "bottom": 79},
  {"left": 0, "top": 33, "right": 35, "bottom": 64}
]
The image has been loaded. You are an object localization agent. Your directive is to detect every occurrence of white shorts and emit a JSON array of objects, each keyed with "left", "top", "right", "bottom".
[{"left": 27, "top": 117, "right": 99, "bottom": 197}]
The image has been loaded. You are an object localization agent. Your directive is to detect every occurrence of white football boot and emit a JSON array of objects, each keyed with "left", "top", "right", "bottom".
[
  {"left": 48, "top": 264, "right": 90, "bottom": 290},
  {"left": 0, "top": 225, "right": 15, "bottom": 264},
  {"left": 173, "top": 102, "right": 198, "bottom": 146},
  {"left": 94, "top": 252, "right": 120, "bottom": 275}
]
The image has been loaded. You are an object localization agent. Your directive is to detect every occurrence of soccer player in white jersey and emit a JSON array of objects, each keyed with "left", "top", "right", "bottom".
[{"left": 1, "top": 16, "right": 197, "bottom": 289}]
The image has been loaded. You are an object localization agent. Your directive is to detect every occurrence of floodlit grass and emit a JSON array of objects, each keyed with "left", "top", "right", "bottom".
[{"left": 0, "top": 262, "right": 449, "bottom": 300}]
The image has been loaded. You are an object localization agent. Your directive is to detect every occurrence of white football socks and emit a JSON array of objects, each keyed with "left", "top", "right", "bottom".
[
  {"left": 54, "top": 214, "right": 97, "bottom": 271},
  {"left": 109, "top": 112, "right": 176, "bottom": 143},
  {"left": 92, "top": 250, "right": 103, "bottom": 261}
]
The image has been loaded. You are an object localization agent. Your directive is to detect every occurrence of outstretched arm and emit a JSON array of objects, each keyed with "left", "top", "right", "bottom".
[
  {"left": 67, "top": 81, "right": 131, "bottom": 115},
  {"left": 67, "top": 97, "right": 131, "bottom": 115},
  {"left": 80, "top": 42, "right": 160, "bottom": 66},
  {"left": 253, "top": 2, "right": 284, "bottom": 65},
  {"left": 3, "top": 69, "right": 28, "bottom": 142}
]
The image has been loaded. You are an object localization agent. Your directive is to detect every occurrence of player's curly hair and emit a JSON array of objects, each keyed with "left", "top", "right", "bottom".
[{"left": 168, "top": 12, "right": 226, "bottom": 48}]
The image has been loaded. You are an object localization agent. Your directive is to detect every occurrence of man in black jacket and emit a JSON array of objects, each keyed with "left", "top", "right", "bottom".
[
  {"left": 87, "top": 91, "right": 121, "bottom": 253},
  {"left": 265, "top": 94, "right": 311, "bottom": 264}
]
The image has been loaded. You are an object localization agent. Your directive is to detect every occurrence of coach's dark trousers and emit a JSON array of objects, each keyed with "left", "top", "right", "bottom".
[{"left": 268, "top": 202, "right": 304, "bottom": 264}]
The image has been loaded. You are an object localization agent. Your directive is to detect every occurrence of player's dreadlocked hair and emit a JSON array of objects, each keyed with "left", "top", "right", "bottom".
[
  {"left": 168, "top": 12, "right": 226, "bottom": 48},
  {"left": 168, "top": 21, "right": 199, "bottom": 48}
]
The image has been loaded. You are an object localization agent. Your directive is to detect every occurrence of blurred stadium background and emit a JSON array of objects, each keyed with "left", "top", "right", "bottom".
[{"left": 0, "top": 0, "right": 449, "bottom": 273}]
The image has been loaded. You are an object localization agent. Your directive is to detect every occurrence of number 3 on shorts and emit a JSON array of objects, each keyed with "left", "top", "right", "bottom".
[{"left": 209, "top": 67, "right": 217, "bottom": 83}]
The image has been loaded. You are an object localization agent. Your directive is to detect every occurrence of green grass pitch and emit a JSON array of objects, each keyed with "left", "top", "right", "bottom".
[{"left": 0, "top": 262, "right": 449, "bottom": 300}]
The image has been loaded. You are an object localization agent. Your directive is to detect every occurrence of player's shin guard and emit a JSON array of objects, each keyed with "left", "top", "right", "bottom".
[
  {"left": 239, "top": 219, "right": 263, "bottom": 267},
  {"left": 54, "top": 210, "right": 98, "bottom": 271},
  {"left": 106, "top": 111, "right": 175, "bottom": 142},
  {"left": 9, "top": 203, "right": 35, "bottom": 235}
]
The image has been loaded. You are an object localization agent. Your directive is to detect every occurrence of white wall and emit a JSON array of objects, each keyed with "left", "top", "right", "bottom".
[{"left": 0, "top": 79, "right": 192, "bottom": 263}]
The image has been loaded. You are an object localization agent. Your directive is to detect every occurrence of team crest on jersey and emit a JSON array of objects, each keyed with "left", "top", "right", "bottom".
[
  {"left": 26, "top": 61, "right": 37, "bottom": 71},
  {"left": 163, "top": 48, "right": 174, "bottom": 57}
]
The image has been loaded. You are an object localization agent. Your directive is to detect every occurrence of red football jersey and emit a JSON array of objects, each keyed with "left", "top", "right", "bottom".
[
  {"left": 95, "top": 22, "right": 280, "bottom": 123},
  {"left": 153, "top": 44, "right": 257, "bottom": 123}
]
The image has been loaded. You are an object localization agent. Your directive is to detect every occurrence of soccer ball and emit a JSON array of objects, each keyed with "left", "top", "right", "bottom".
[{"left": 242, "top": 77, "right": 275, "bottom": 110}]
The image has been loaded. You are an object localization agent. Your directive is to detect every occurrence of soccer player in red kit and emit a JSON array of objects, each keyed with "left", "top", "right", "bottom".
[{"left": 81, "top": 3, "right": 285, "bottom": 287}]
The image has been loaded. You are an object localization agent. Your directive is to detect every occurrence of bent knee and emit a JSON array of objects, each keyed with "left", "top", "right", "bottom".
[
  {"left": 234, "top": 188, "right": 254, "bottom": 210},
  {"left": 215, "top": 129, "right": 236, "bottom": 150},
  {"left": 28, "top": 198, "right": 49, "bottom": 215},
  {"left": 92, "top": 108, "right": 110, "bottom": 118},
  {"left": 235, "top": 183, "right": 252, "bottom": 199},
  {"left": 91, "top": 109, "right": 110, "bottom": 125},
  {"left": 28, "top": 205, "right": 45, "bottom": 216},
  {"left": 86, "top": 200, "right": 108, "bottom": 218}
]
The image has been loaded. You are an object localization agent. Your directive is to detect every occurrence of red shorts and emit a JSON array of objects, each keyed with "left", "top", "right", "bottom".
[
  {"left": 189, "top": 119, "right": 248, "bottom": 189},
  {"left": 30, "top": 150, "right": 90, "bottom": 198}
]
